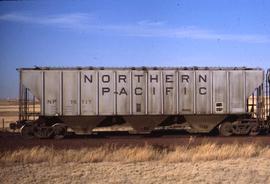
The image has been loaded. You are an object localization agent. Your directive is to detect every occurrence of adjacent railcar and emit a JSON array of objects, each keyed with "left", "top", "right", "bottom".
[{"left": 12, "top": 67, "right": 270, "bottom": 138}]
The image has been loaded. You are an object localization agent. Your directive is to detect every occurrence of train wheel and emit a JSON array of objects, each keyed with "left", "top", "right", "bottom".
[
  {"left": 219, "top": 122, "right": 233, "bottom": 136},
  {"left": 33, "top": 126, "right": 54, "bottom": 139},
  {"left": 249, "top": 125, "right": 260, "bottom": 136},
  {"left": 52, "top": 124, "right": 67, "bottom": 139},
  {"left": 20, "top": 124, "right": 34, "bottom": 139}
]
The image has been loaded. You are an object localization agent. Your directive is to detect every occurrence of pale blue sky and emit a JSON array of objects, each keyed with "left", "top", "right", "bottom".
[{"left": 0, "top": 0, "right": 270, "bottom": 98}]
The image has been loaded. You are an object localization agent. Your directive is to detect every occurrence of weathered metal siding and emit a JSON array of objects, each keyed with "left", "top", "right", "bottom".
[
  {"left": 212, "top": 71, "right": 227, "bottom": 114},
  {"left": 62, "top": 71, "right": 78, "bottom": 115},
  {"left": 179, "top": 70, "right": 194, "bottom": 114},
  {"left": 21, "top": 70, "right": 42, "bottom": 100},
  {"left": 44, "top": 71, "right": 61, "bottom": 115},
  {"left": 195, "top": 70, "right": 212, "bottom": 114},
  {"left": 148, "top": 70, "right": 162, "bottom": 114},
  {"left": 245, "top": 70, "right": 264, "bottom": 97},
  {"left": 98, "top": 70, "right": 115, "bottom": 115},
  {"left": 163, "top": 70, "right": 177, "bottom": 114},
  {"left": 229, "top": 71, "right": 245, "bottom": 113},
  {"left": 80, "top": 70, "right": 98, "bottom": 115},
  {"left": 116, "top": 70, "right": 131, "bottom": 114},
  {"left": 132, "top": 70, "right": 147, "bottom": 114},
  {"left": 20, "top": 68, "right": 264, "bottom": 116}
]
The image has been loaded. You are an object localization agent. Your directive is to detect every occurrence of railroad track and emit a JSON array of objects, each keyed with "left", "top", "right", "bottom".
[{"left": 1, "top": 131, "right": 270, "bottom": 152}]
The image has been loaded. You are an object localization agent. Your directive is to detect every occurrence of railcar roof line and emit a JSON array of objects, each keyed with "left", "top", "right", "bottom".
[{"left": 16, "top": 66, "right": 263, "bottom": 71}]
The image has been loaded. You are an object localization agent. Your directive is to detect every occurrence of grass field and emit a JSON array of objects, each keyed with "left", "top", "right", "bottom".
[
  {"left": 2, "top": 143, "right": 270, "bottom": 164},
  {"left": 1, "top": 143, "right": 270, "bottom": 183}
]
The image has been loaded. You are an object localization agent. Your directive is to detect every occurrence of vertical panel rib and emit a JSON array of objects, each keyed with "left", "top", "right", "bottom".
[
  {"left": 145, "top": 71, "right": 148, "bottom": 115},
  {"left": 78, "top": 71, "right": 81, "bottom": 115},
  {"left": 41, "top": 71, "right": 45, "bottom": 116},
  {"left": 227, "top": 71, "right": 230, "bottom": 113},
  {"left": 161, "top": 70, "right": 164, "bottom": 114},
  {"left": 114, "top": 70, "right": 117, "bottom": 115},
  {"left": 176, "top": 70, "right": 179, "bottom": 114},
  {"left": 211, "top": 71, "right": 213, "bottom": 114},
  {"left": 130, "top": 70, "right": 133, "bottom": 114},
  {"left": 244, "top": 71, "right": 246, "bottom": 112},
  {"left": 60, "top": 71, "right": 63, "bottom": 116},
  {"left": 193, "top": 70, "right": 196, "bottom": 114},
  {"left": 96, "top": 70, "right": 99, "bottom": 115}
]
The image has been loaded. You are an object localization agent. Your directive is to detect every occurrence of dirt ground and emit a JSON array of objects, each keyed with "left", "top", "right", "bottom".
[{"left": 1, "top": 158, "right": 270, "bottom": 184}]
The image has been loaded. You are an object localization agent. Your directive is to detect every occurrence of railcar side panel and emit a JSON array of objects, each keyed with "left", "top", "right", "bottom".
[
  {"left": 20, "top": 68, "right": 265, "bottom": 117},
  {"left": 132, "top": 70, "right": 147, "bottom": 114},
  {"left": 98, "top": 70, "right": 115, "bottom": 115},
  {"left": 229, "top": 70, "right": 245, "bottom": 113},
  {"left": 148, "top": 70, "right": 162, "bottom": 114},
  {"left": 213, "top": 71, "right": 227, "bottom": 114},
  {"left": 163, "top": 70, "right": 177, "bottom": 114},
  {"left": 80, "top": 70, "right": 98, "bottom": 115},
  {"left": 245, "top": 70, "right": 264, "bottom": 97},
  {"left": 44, "top": 71, "right": 61, "bottom": 115},
  {"left": 21, "top": 70, "right": 42, "bottom": 100},
  {"left": 63, "top": 71, "right": 78, "bottom": 115},
  {"left": 179, "top": 70, "right": 194, "bottom": 114},
  {"left": 116, "top": 70, "right": 131, "bottom": 115},
  {"left": 196, "top": 70, "right": 212, "bottom": 114}
]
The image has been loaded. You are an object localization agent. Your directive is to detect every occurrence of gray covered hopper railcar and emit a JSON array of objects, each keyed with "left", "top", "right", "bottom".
[{"left": 12, "top": 67, "right": 270, "bottom": 138}]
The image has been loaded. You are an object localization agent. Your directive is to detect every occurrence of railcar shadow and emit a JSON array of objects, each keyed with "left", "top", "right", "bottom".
[{"left": 65, "top": 129, "right": 199, "bottom": 139}]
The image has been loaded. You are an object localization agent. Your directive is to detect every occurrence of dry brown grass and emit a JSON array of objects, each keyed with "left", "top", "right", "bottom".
[{"left": 1, "top": 143, "right": 270, "bottom": 165}]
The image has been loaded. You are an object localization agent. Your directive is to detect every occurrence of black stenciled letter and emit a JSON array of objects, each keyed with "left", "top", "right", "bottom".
[
  {"left": 152, "top": 87, "right": 156, "bottom": 95},
  {"left": 102, "top": 75, "right": 110, "bottom": 83},
  {"left": 134, "top": 75, "right": 143, "bottom": 83},
  {"left": 118, "top": 75, "right": 127, "bottom": 83},
  {"left": 166, "top": 87, "right": 173, "bottom": 95},
  {"left": 199, "top": 87, "right": 207, "bottom": 95},
  {"left": 150, "top": 75, "right": 158, "bottom": 83},
  {"left": 165, "top": 75, "right": 173, "bottom": 83},
  {"left": 199, "top": 75, "right": 207, "bottom": 83},
  {"left": 119, "top": 88, "right": 128, "bottom": 95},
  {"left": 102, "top": 87, "right": 110, "bottom": 95},
  {"left": 84, "top": 75, "right": 93, "bottom": 83},
  {"left": 135, "top": 87, "right": 143, "bottom": 95},
  {"left": 181, "top": 75, "right": 189, "bottom": 83}
]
